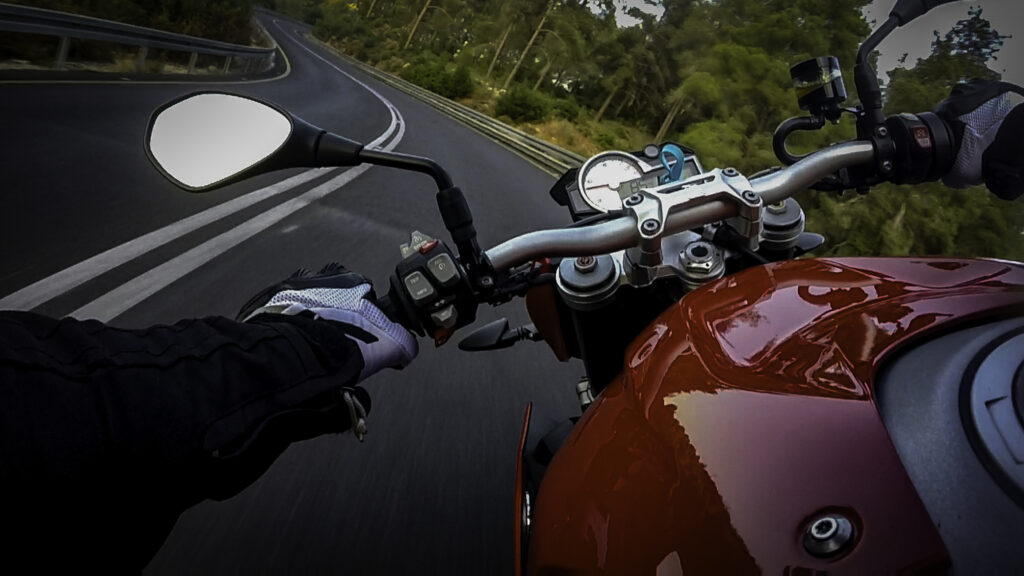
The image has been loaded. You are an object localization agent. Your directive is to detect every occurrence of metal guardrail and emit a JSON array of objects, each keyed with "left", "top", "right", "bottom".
[
  {"left": 0, "top": 2, "right": 277, "bottom": 74},
  {"left": 312, "top": 38, "right": 584, "bottom": 177}
]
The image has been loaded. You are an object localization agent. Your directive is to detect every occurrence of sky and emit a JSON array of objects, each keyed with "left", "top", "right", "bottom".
[{"left": 612, "top": 0, "right": 1024, "bottom": 85}]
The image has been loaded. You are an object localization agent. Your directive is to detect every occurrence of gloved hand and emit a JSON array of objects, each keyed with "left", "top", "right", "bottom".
[
  {"left": 935, "top": 79, "right": 1024, "bottom": 199},
  {"left": 238, "top": 263, "right": 418, "bottom": 381}
]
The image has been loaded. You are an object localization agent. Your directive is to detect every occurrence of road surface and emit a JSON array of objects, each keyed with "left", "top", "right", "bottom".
[{"left": 0, "top": 13, "right": 583, "bottom": 574}]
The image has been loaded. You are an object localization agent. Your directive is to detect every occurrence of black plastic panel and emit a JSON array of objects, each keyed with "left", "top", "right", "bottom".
[
  {"left": 962, "top": 331, "right": 1024, "bottom": 506},
  {"left": 875, "top": 317, "right": 1024, "bottom": 572}
]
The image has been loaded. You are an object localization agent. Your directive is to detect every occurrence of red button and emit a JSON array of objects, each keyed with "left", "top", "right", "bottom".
[{"left": 419, "top": 240, "right": 439, "bottom": 254}]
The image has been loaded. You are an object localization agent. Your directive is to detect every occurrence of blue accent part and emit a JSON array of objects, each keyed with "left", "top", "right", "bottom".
[{"left": 659, "top": 144, "right": 686, "bottom": 184}]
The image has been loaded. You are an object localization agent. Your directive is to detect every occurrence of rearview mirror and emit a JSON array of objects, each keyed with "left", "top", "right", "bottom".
[{"left": 147, "top": 92, "right": 294, "bottom": 191}]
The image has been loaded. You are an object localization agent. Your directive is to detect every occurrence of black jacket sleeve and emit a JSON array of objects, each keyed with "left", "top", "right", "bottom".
[{"left": 0, "top": 310, "right": 369, "bottom": 572}]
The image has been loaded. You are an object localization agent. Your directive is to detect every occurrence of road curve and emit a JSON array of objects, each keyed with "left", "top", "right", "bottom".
[{"left": 1, "top": 13, "right": 583, "bottom": 575}]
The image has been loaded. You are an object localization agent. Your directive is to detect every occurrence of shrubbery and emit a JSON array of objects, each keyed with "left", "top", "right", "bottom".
[
  {"left": 313, "top": 2, "right": 365, "bottom": 44},
  {"left": 401, "top": 55, "right": 473, "bottom": 99},
  {"left": 495, "top": 86, "right": 549, "bottom": 123},
  {"left": 551, "top": 97, "right": 581, "bottom": 121}
]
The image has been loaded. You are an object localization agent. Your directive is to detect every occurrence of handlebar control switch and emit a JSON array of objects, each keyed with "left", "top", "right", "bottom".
[
  {"left": 884, "top": 112, "right": 955, "bottom": 184},
  {"left": 402, "top": 272, "right": 436, "bottom": 305},
  {"left": 389, "top": 230, "right": 478, "bottom": 344}
]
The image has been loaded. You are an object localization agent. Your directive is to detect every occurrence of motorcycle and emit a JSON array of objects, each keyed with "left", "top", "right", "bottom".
[{"left": 145, "top": 0, "right": 1024, "bottom": 572}]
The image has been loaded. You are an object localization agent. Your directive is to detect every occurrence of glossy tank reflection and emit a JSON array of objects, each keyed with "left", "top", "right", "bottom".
[{"left": 528, "top": 257, "right": 1024, "bottom": 575}]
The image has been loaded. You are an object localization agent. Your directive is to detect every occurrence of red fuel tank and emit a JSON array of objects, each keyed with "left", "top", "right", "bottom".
[{"left": 528, "top": 257, "right": 1024, "bottom": 575}]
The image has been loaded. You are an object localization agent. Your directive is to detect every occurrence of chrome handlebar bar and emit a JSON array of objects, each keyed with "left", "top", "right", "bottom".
[{"left": 484, "top": 141, "right": 875, "bottom": 270}]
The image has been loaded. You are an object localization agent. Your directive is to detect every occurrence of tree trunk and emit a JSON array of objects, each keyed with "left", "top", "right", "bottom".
[
  {"left": 614, "top": 90, "right": 634, "bottom": 118},
  {"left": 532, "top": 59, "right": 552, "bottom": 91},
  {"left": 486, "top": 22, "right": 513, "bottom": 79},
  {"left": 366, "top": 0, "right": 378, "bottom": 17},
  {"left": 503, "top": 0, "right": 554, "bottom": 90},
  {"left": 594, "top": 83, "right": 619, "bottom": 123},
  {"left": 655, "top": 99, "right": 684, "bottom": 142},
  {"left": 404, "top": 0, "right": 432, "bottom": 50}
]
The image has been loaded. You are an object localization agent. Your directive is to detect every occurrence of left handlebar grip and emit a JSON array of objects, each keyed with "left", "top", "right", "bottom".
[{"left": 373, "top": 279, "right": 423, "bottom": 336}]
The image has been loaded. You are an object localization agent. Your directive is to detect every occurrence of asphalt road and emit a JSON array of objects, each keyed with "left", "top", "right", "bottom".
[{"left": 1, "top": 14, "right": 582, "bottom": 574}]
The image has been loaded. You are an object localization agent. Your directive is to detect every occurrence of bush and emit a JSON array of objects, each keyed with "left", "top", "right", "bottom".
[
  {"left": 495, "top": 86, "right": 549, "bottom": 123},
  {"left": 440, "top": 63, "right": 473, "bottom": 99},
  {"left": 376, "top": 56, "right": 406, "bottom": 74},
  {"left": 594, "top": 128, "right": 616, "bottom": 149},
  {"left": 551, "top": 97, "right": 580, "bottom": 121},
  {"left": 314, "top": 2, "right": 365, "bottom": 41},
  {"left": 401, "top": 56, "right": 473, "bottom": 99}
]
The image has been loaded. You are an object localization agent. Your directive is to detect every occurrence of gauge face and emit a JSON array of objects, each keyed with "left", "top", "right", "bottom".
[{"left": 578, "top": 152, "right": 644, "bottom": 212}]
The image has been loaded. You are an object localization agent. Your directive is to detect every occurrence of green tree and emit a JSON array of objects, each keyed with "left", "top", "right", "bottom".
[{"left": 885, "top": 6, "right": 1003, "bottom": 113}]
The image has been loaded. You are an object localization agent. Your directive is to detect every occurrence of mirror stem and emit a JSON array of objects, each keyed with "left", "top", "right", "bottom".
[
  {"left": 854, "top": 15, "right": 898, "bottom": 126},
  {"left": 358, "top": 149, "right": 454, "bottom": 191},
  {"left": 354, "top": 148, "right": 483, "bottom": 273},
  {"left": 315, "top": 131, "right": 366, "bottom": 167}
]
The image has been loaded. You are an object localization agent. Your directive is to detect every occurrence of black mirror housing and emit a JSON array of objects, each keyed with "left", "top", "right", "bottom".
[{"left": 890, "top": 0, "right": 959, "bottom": 26}]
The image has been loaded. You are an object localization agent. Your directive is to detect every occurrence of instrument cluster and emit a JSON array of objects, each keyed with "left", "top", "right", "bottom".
[{"left": 550, "top": 143, "right": 705, "bottom": 221}]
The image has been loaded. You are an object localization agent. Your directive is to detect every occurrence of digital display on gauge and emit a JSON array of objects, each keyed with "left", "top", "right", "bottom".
[
  {"left": 618, "top": 159, "right": 701, "bottom": 199},
  {"left": 620, "top": 174, "right": 660, "bottom": 198}
]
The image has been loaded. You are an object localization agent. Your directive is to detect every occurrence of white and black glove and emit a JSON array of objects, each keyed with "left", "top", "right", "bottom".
[
  {"left": 238, "top": 263, "right": 418, "bottom": 381},
  {"left": 935, "top": 79, "right": 1024, "bottom": 199}
]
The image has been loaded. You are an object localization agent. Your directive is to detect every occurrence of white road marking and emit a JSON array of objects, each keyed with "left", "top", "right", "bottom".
[
  {"left": 0, "top": 168, "right": 329, "bottom": 310},
  {"left": 72, "top": 166, "right": 375, "bottom": 320},
  {"left": 70, "top": 23, "right": 408, "bottom": 322},
  {"left": 0, "top": 19, "right": 403, "bottom": 316}
]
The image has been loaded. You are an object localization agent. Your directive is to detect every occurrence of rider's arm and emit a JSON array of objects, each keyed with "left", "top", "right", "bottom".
[
  {"left": 0, "top": 264, "right": 416, "bottom": 571},
  {"left": 935, "top": 79, "right": 1024, "bottom": 199}
]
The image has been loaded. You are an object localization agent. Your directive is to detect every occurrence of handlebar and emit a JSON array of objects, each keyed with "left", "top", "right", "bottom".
[{"left": 484, "top": 140, "right": 875, "bottom": 270}]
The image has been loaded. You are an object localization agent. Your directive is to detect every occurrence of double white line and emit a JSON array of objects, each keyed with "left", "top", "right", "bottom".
[{"left": 0, "top": 23, "right": 406, "bottom": 322}]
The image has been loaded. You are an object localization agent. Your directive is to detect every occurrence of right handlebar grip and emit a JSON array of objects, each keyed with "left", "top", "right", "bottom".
[{"left": 884, "top": 111, "right": 956, "bottom": 185}]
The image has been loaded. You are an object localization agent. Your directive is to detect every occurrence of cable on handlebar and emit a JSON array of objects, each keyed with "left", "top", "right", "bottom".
[
  {"left": 772, "top": 116, "right": 826, "bottom": 165},
  {"left": 568, "top": 210, "right": 626, "bottom": 228}
]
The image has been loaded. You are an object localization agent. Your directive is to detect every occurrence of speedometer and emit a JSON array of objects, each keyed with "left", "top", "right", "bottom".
[{"left": 577, "top": 151, "right": 644, "bottom": 212}]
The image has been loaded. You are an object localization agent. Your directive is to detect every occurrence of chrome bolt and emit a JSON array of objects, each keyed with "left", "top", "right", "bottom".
[
  {"left": 767, "top": 201, "right": 787, "bottom": 215},
  {"left": 802, "top": 513, "right": 855, "bottom": 558},
  {"left": 723, "top": 167, "right": 739, "bottom": 177},
  {"left": 641, "top": 219, "right": 660, "bottom": 234},
  {"left": 810, "top": 517, "right": 838, "bottom": 540},
  {"left": 742, "top": 190, "right": 759, "bottom": 203},
  {"left": 881, "top": 160, "right": 894, "bottom": 173},
  {"left": 876, "top": 126, "right": 889, "bottom": 138},
  {"left": 574, "top": 256, "right": 597, "bottom": 274},
  {"left": 478, "top": 276, "right": 494, "bottom": 288},
  {"left": 625, "top": 194, "right": 643, "bottom": 206}
]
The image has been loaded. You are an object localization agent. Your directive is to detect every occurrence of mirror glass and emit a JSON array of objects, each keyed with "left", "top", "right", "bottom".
[{"left": 148, "top": 93, "right": 292, "bottom": 189}]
